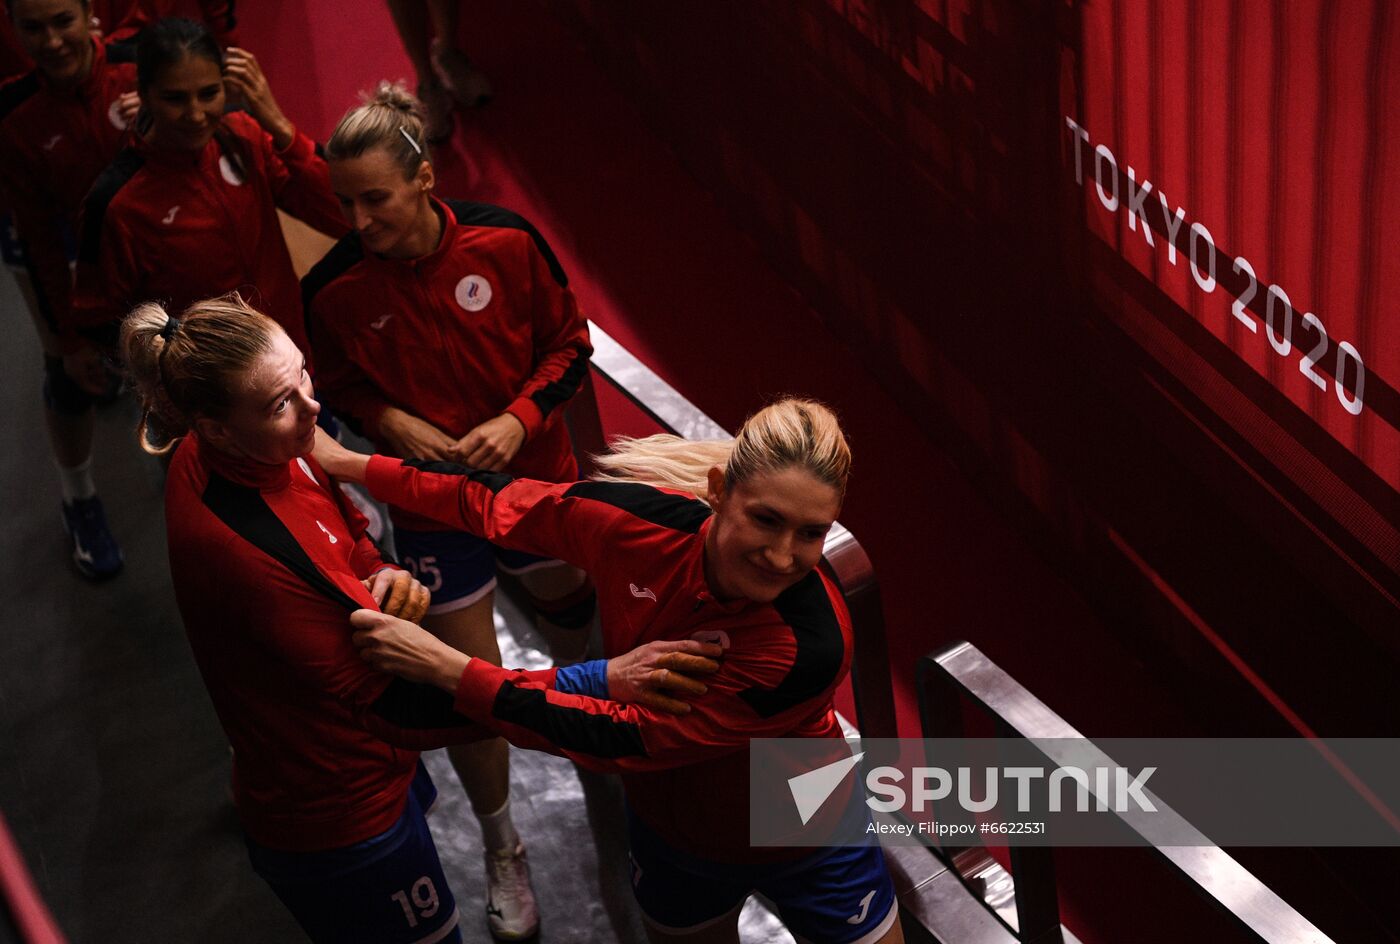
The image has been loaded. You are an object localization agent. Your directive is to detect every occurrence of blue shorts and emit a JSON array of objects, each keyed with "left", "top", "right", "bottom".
[
  {"left": 246, "top": 762, "right": 461, "bottom": 944},
  {"left": 626, "top": 809, "right": 897, "bottom": 943},
  {"left": 395, "top": 525, "right": 554, "bottom": 614}
]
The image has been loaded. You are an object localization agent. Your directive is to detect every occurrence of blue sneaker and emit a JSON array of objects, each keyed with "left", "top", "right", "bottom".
[{"left": 62, "top": 496, "right": 123, "bottom": 580}]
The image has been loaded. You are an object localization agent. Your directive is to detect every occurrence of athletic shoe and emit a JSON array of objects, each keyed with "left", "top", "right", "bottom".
[
  {"left": 484, "top": 843, "right": 539, "bottom": 940},
  {"left": 418, "top": 79, "right": 455, "bottom": 145},
  {"left": 62, "top": 496, "right": 123, "bottom": 580},
  {"left": 432, "top": 40, "right": 494, "bottom": 108}
]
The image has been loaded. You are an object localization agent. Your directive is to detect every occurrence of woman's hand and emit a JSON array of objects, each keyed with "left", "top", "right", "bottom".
[
  {"left": 222, "top": 48, "right": 294, "bottom": 149},
  {"left": 114, "top": 91, "right": 140, "bottom": 129},
  {"left": 350, "top": 609, "right": 468, "bottom": 691},
  {"left": 363, "top": 568, "right": 431, "bottom": 623},
  {"left": 606, "top": 640, "right": 724, "bottom": 715},
  {"left": 379, "top": 406, "right": 458, "bottom": 462},
  {"left": 451, "top": 413, "right": 526, "bottom": 471},
  {"left": 311, "top": 427, "right": 370, "bottom": 481}
]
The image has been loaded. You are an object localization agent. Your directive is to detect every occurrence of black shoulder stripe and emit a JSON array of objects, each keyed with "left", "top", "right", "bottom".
[
  {"left": 204, "top": 472, "right": 478, "bottom": 730},
  {"left": 78, "top": 147, "right": 145, "bottom": 264},
  {"left": 739, "top": 571, "right": 846, "bottom": 718},
  {"left": 105, "top": 38, "right": 137, "bottom": 63},
  {"left": 372, "top": 677, "right": 476, "bottom": 730},
  {"left": 0, "top": 71, "right": 40, "bottom": 123},
  {"left": 445, "top": 199, "right": 569, "bottom": 287},
  {"left": 562, "top": 481, "right": 711, "bottom": 534},
  {"left": 201, "top": 472, "right": 361, "bottom": 611},
  {"left": 301, "top": 232, "right": 365, "bottom": 310},
  {"left": 492, "top": 682, "right": 646, "bottom": 758},
  {"left": 403, "top": 458, "right": 514, "bottom": 495},
  {"left": 530, "top": 344, "right": 591, "bottom": 418}
]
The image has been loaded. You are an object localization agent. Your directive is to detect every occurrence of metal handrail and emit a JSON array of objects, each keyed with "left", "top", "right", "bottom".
[
  {"left": 567, "top": 319, "right": 899, "bottom": 739},
  {"left": 919, "top": 640, "right": 1334, "bottom": 944}
]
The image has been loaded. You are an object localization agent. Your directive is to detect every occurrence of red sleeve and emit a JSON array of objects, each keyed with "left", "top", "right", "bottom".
[
  {"left": 364, "top": 455, "right": 612, "bottom": 571},
  {"left": 71, "top": 204, "right": 137, "bottom": 344},
  {"left": 253, "top": 120, "right": 349, "bottom": 238},
  {"left": 307, "top": 297, "right": 394, "bottom": 437},
  {"left": 0, "top": 141, "right": 80, "bottom": 351},
  {"left": 227, "top": 542, "right": 566, "bottom": 752},
  {"left": 502, "top": 235, "right": 592, "bottom": 438},
  {"left": 235, "top": 558, "right": 489, "bottom": 751},
  {"left": 101, "top": 0, "right": 151, "bottom": 44},
  {"left": 446, "top": 643, "right": 822, "bottom": 773}
]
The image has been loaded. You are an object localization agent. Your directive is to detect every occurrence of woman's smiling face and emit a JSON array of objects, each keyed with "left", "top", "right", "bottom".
[{"left": 704, "top": 465, "right": 841, "bottom": 603}]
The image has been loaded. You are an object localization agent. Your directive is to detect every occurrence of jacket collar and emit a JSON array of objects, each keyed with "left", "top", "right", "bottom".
[
  {"left": 135, "top": 121, "right": 220, "bottom": 168},
  {"left": 194, "top": 433, "right": 293, "bottom": 491},
  {"left": 364, "top": 196, "right": 457, "bottom": 274},
  {"left": 689, "top": 516, "right": 757, "bottom": 615}
]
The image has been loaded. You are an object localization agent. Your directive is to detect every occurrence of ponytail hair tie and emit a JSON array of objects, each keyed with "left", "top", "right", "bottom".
[{"left": 160, "top": 316, "right": 182, "bottom": 340}]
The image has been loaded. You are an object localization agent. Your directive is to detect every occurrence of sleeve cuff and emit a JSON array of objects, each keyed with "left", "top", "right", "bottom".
[
  {"left": 453, "top": 657, "right": 506, "bottom": 717},
  {"left": 504, "top": 397, "right": 543, "bottom": 439},
  {"left": 553, "top": 660, "right": 609, "bottom": 699},
  {"left": 365, "top": 454, "right": 406, "bottom": 503},
  {"left": 277, "top": 128, "right": 314, "bottom": 159}
]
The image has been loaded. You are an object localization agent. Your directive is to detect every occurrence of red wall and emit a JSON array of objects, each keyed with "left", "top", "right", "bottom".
[
  {"left": 543, "top": 1, "right": 1399, "bottom": 938},
  {"left": 545, "top": 0, "right": 1399, "bottom": 730}
]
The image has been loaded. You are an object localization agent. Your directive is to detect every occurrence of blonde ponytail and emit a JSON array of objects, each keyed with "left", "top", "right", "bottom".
[
  {"left": 120, "top": 293, "right": 280, "bottom": 455},
  {"left": 592, "top": 398, "right": 850, "bottom": 504}
]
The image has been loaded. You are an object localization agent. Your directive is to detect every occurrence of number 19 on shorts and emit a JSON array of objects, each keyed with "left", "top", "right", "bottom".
[{"left": 390, "top": 876, "right": 440, "bottom": 928}]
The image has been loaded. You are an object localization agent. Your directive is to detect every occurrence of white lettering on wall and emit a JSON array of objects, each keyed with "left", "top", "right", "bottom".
[{"left": 1063, "top": 116, "right": 1366, "bottom": 415}]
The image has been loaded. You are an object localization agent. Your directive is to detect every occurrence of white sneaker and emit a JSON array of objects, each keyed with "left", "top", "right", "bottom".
[{"left": 484, "top": 843, "right": 539, "bottom": 940}]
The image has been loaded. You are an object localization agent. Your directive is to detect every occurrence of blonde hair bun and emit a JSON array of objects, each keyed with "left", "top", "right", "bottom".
[
  {"left": 366, "top": 80, "right": 424, "bottom": 120},
  {"left": 326, "top": 80, "right": 431, "bottom": 175}
]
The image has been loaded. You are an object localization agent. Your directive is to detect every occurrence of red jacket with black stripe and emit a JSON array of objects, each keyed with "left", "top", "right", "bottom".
[
  {"left": 0, "top": 38, "right": 135, "bottom": 351},
  {"left": 303, "top": 198, "right": 591, "bottom": 527},
  {"left": 362, "top": 456, "right": 853, "bottom": 862},
  {"left": 165, "top": 435, "right": 556, "bottom": 851},
  {"left": 72, "top": 111, "right": 346, "bottom": 356}
]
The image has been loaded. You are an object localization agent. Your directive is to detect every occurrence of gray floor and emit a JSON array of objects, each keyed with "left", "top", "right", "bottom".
[{"left": 0, "top": 273, "right": 792, "bottom": 943}]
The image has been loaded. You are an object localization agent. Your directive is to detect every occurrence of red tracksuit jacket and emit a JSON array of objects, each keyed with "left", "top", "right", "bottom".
[
  {"left": 362, "top": 456, "right": 853, "bottom": 862},
  {"left": 303, "top": 198, "right": 591, "bottom": 524},
  {"left": 0, "top": 38, "right": 135, "bottom": 350},
  {"left": 165, "top": 434, "right": 566, "bottom": 851},
  {"left": 73, "top": 111, "right": 346, "bottom": 354}
]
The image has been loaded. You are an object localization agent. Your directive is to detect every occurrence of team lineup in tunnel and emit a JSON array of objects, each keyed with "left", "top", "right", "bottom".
[{"left": 0, "top": 1, "right": 1396, "bottom": 943}]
